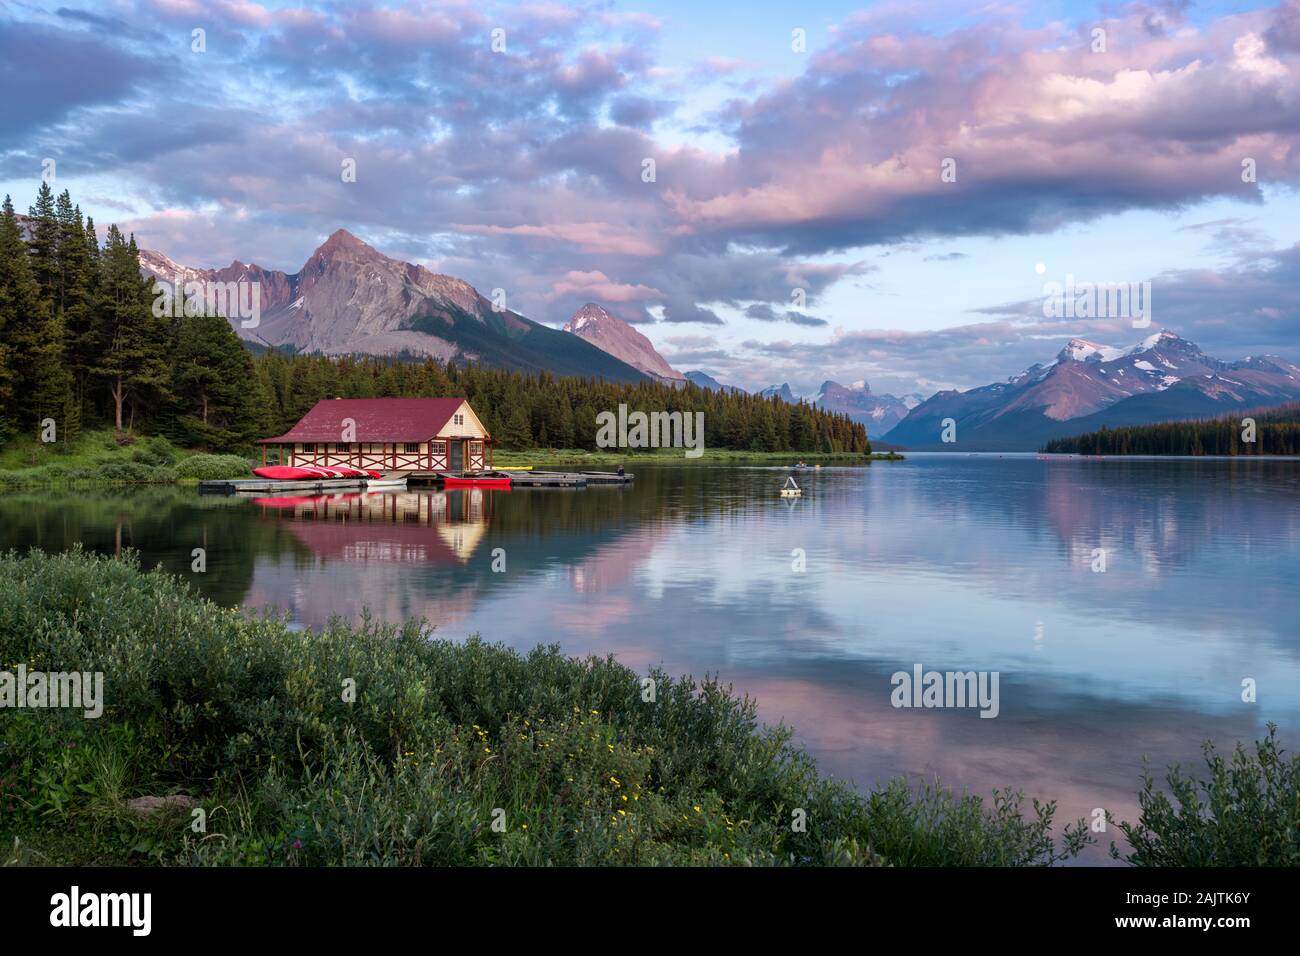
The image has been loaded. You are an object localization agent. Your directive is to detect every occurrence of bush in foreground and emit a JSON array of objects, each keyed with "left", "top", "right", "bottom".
[
  {"left": 1112, "top": 727, "right": 1300, "bottom": 866},
  {"left": 3, "top": 549, "right": 1288, "bottom": 867}
]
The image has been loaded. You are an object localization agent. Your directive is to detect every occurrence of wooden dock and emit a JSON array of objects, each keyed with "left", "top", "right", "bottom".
[
  {"left": 497, "top": 470, "right": 581, "bottom": 487},
  {"left": 199, "top": 476, "right": 409, "bottom": 495},
  {"left": 402, "top": 470, "right": 634, "bottom": 488},
  {"left": 576, "top": 471, "right": 636, "bottom": 485},
  {"left": 201, "top": 470, "right": 632, "bottom": 495}
]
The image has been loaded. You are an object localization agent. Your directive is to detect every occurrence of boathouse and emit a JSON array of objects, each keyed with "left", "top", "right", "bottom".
[{"left": 257, "top": 397, "right": 494, "bottom": 473}]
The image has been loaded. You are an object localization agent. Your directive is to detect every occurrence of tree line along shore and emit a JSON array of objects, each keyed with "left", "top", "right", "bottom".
[{"left": 1041, "top": 403, "right": 1300, "bottom": 456}]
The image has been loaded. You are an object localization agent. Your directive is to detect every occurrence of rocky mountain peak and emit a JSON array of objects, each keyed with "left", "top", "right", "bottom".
[
  {"left": 564, "top": 303, "right": 615, "bottom": 333},
  {"left": 1129, "top": 329, "right": 1195, "bottom": 355},
  {"left": 562, "top": 302, "right": 684, "bottom": 382},
  {"left": 1057, "top": 339, "right": 1123, "bottom": 364},
  {"left": 319, "top": 228, "right": 368, "bottom": 252}
]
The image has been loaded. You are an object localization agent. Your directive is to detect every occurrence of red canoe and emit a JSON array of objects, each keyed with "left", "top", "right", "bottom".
[
  {"left": 254, "top": 465, "right": 385, "bottom": 480},
  {"left": 253, "top": 465, "right": 328, "bottom": 480},
  {"left": 441, "top": 475, "right": 512, "bottom": 488}
]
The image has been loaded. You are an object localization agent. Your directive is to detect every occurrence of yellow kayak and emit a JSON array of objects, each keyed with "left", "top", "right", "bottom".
[{"left": 495, "top": 466, "right": 534, "bottom": 471}]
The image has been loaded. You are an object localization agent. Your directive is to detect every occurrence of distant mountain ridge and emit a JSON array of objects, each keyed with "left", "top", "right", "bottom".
[
  {"left": 759, "top": 383, "right": 796, "bottom": 403},
  {"left": 884, "top": 330, "right": 1300, "bottom": 450},
  {"left": 684, "top": 370, "right": 745, "bottom": 394},
  {"left": 756, "top": 379, "right": 920, "bottom": 437},
  {"left": 138, "top": 230, "right": 648, "bottom": 384},
  {"left": 811, "top": 380, "right": 921, "bottom": 437}
]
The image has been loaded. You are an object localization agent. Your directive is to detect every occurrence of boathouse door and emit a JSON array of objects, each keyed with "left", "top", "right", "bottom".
[{"left": 449, "top": 440, "right": 464, "bottom": 472}]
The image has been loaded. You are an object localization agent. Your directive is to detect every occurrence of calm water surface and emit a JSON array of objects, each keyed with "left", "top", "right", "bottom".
[{"left": 5, "top": 454, "right": 1299, "bottom": 862}]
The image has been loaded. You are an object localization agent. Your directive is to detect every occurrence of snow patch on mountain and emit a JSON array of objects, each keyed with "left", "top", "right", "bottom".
[{"left": 1058, "top": 339, "right": 1124, "bottom": 363}]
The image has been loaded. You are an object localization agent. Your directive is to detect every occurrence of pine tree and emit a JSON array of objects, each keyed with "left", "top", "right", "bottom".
[
  {"left": 0, "top": 194, "right": 68, "bottom": 437},
  {"left": 0, "top": 199, "right": 16, "bottom": 436},
  {"left": 501, "top": 400, "right": 532, "bottom": 448},
  {"left": 25, "top": 182, "right": 59, "bottom": 304},
  {"left": 55, "top": 195, "right": 94, "bottom": 443},
  {"left": 91, "top": 224, "right": 169, "bottom": 433},
  {"left": 171, "top": 313, "right": 262, "bottom": 449}
]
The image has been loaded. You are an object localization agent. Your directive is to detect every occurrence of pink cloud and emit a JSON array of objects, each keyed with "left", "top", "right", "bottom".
[
  {"left": 656, "top": 9, "right": 1300, "bottom": 247},
  {"left": 545, "top": 270, "right": 663, "bottom": 303},
  {"left": 452, "top": 221, "right": 664, "bottom": 257}
]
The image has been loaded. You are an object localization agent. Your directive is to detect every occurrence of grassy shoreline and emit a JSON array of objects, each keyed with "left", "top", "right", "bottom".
[
  {"left": 0, "top": 431, "right": 902, "bottom": 491},
  {"left": 0, "top": 431, "right": 249, "bottom": 491},
  {"left": 493, "top": 447, "right": 904, "bottom": 467},
  {"left": 3, "top": 549, "right": 1296, "bottom": 866}
]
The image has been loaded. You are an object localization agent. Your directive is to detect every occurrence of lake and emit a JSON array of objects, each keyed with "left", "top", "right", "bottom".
[{"left": 4, "top": 453, "right": 1298, "bottom": 862}]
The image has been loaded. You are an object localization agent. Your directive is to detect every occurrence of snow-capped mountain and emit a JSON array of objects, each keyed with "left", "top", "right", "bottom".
[
  {"left": 811, "top": 380, "right": 920, "bottom": 437},
  {"left": 884, "top": 330, "right": 1300, "bottom": 450},
  {"left": 759, "top": 383, "right": 797, "bottom": 402},
  {"left": 561, "top": 303, "right": 685, "bottom": 384},
  {"left": 137, "top": 231, "right": 645, "bottom": 383},
  {"left": 755, "top": 379, "right": 919, "bottom": 435}
]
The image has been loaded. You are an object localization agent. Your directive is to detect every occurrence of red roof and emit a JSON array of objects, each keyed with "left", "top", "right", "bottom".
[{"left": 258, "top": 398, "right": 478, "bottom": 443}]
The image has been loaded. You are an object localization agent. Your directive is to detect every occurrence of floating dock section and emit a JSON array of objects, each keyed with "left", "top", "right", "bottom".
[
  {"left": 199, "top": 476, "right": 409, "bottom": 495},
  {"left": 408, "top": 470, "right": 634, "bottom": 489}
]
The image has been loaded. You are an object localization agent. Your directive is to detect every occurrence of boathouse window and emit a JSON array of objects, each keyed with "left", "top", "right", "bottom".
[
  {"left": 303, "top": 443, "right": 315, "bottom": 453},
  {"left": 403, "top": 443, "right": 420, "bottom": 453},
  {"left": 453, "top": 414, "right": 463, "bottom": 425},
  {"left": 470, "top": 441, "right": 483, "bottom": 454},
  {"left": 335, "top": 443, "right": 349, "bottom": 452},
  {"left": 431, "top": 441, "right": 446, "bottom": 454}
]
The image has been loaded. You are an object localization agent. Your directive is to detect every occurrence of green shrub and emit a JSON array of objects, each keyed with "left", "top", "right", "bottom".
[
  {"left": 92, "top": 458, "right": 177, "bottom": 484},
  {"left": 175, "top": 453, "right": 250, "bottom": 480},
  {"left": 131, "top": 436, "right": 179, "bottom": 467},
  {"left": 1112, "top": 725, "right": 1300, "bottom": 866}
]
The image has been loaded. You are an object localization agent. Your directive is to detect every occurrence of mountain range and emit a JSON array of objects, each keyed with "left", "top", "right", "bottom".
[
  {"left": 810, "top": 380, "right": 922, "bottom": 437},
  {"left": 757, "top": 380, "right": 919, "bottom": 437},
  {"left": 883, "top": 330, "right": 1300, "bottom": 450},
  {"left": 138, "top": 230, "right": 647, "bottom": 383},
  {"left": 133, "top": 231, "right": 1300, "bottom": 449}
]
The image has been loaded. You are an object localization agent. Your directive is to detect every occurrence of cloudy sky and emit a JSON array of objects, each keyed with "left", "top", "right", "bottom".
[{"left": 3, "top": 0, "right": 1299, "bottom": 397}]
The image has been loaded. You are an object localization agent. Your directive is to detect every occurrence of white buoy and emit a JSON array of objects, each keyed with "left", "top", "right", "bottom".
[{"left": 780, "top": 476, "right": 802, "bottom": 497}]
